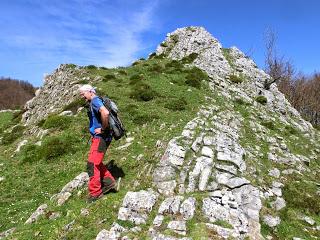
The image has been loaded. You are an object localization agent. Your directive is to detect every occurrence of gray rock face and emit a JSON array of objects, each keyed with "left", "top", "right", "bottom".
[
  {"left": 0, "top": 228, "right": 16, "bottom": 239},
  {"left": 25, "top": 204, "right": 48, "bottom": 224},
  {"left": 158, "top": 196, "right": 183, "bottom": 215},
  {"left": 51, "top": 172, "right": 89, "bottom": 205},
  {"left": 179, "top": 197, "right": 196, "bottom": 220},
  {"left": 118, "top": 189, "right": 159, "bottom": 224},
  {"left": 262, "top": 215, "right": 281, "bottom": 227},
  {"left": 93, "top": 26, "right": 319, "bottom": 240},
  {"left": 156, "top": 26, "right": 232, "bottom": 80},
  {"left": 22, "top": 64, "right": 88, "bottom": 125}
]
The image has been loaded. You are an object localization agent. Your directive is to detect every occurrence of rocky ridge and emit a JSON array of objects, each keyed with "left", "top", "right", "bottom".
[{"left": 94, "top": 27, "right": 319, "bottom": 239}]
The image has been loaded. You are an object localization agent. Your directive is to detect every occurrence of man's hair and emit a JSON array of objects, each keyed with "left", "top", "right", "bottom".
[{"left": 79, "top": 84, "right": 96, "bottom": 93}]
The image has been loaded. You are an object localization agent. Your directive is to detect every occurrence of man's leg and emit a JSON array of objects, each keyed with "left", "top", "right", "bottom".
[
  {"left": 100, "top": 138, "right": 116, "bottom": 193},
  {"left": 87, "top": 137, "right": 106, "bottom": 197}
]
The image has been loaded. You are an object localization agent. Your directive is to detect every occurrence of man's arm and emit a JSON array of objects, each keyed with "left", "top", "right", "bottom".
[{"left": 99, "top": 106, "right": 109, "bottom": 130}]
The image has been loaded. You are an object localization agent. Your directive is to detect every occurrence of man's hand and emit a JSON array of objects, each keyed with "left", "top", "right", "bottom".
[{"left": 94, "top": 128, "right": 102, "bottom": 134}]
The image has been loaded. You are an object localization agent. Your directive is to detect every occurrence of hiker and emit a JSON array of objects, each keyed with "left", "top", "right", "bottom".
[{"left": 79, "top": 84, "right": 117, "bottom": 203}]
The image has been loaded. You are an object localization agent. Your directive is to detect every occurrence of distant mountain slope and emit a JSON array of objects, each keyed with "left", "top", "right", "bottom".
[{"left": 0, "top": 78, "right": 35, "bottom": 110}]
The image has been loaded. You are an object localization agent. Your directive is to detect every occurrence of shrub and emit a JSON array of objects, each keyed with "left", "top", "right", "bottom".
[
  {"left": 66, "top": 64, "right": 77, "bottom": 69},
  {"left": 130, "top": 83, "right": 157, "bottom": 101},
  {"left": 63, "top": 98, "right": 85, "bottom": 113},
  {"left": 170, "top": 34, "right": 179, "bottom": 43},
  {"left": 103, "top": 74, "right": 116, "bottom": 81},
  {"left": 118, "top": 70, "right": 127, "bottom": 75},
  {"left": 284, "top": 125, "right": 299, "bottom": 135},
  {"left": 165, "top": 60, "right": 184, "bottom": 71},
  {"left": 42, "top": 115, "right": 72, "bottom": 130},
  {"left": 185, "top": 77, "right": 201, "bottom": 89},
  {"left": 132, "top": 113, "right": 159, "bottom": 125},
  {"left": 131, "top": 61, "right": 140, "bottom": 66},
  {"left": 256, "top": 96, "right": 268, "bottom": 105},
  {"left": 164, "top": 98, "right": 187, "bottom": 111},
  {"left": 184, "top": 67, "right": 209, "bottom": 89},
  {"left": 77, "top": 80, "right": 89, "bottom": 84},
  {"left": 283, "top": 180, "right": 320, "bottom": 214},
  {"left": 20, "top": 144, "right": 40, "bottom": 163},
  {"left": 149, "top": 64, "right": 164, "bottom": 73},
  {"left": 229, "top": 74, "right": 243, "bottom": 84},
  {"left": 100, "top": 67, "right": 108, "bottom": 70},
  {"left": 1, "top": 125, "right": 25, "bottom": 145},
  {"left": 38, "top": 136, "right": 77, "bottom": 161},
  {"left": 154, "top": 54, "right": 165, "bottom": 59},
  {"left": 261, "top": 121, "right": 275, "bottom": 130},
  {"left": 86, "top": 65, "right": 97, "bottom": 69},
  {"left": 181, "top": 53, "right": 199, "bottom": 64},
  {"left": 129, "top": 74, "right": 144, "bottom": 85},
  {"left": 160, "top": 42, "right": 168, "bottom": 47},
  {"left": 139, "top": 58, "right": 145, "bottom": 61},
  {"left": 148, "top": 52, "right": 157, "bottom": 59}
]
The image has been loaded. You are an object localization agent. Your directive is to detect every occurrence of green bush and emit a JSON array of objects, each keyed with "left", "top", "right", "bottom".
[
  {"left": 164, "top": 98, "right": 187, "bottom": 111},
  {"left": 38, "top": 136, "right": 77, "bottom": 161},
  {"left": 229, "top": 74, "right": 243, "bottom": 84},
  {"left": 132, "top": 113, "right": 159, "bottom": 125},
  {"left": 160, "top": 42, "right": 168, "bottom": 47},
  {"left": 149, "top": 64, "right": 164, "bottom": 73},
  {"left": 165, "top": 60, "right": 184, "bottom": 73},
  {"left": 261, "top": 121, "right": 275, "bottom": 130},
  {"left": 283, "top": 180, "right": 320, "bottom": 214},
  {"left": 86, "top": 65, "right": 97, "bottom": 69},
  {"left": 1, "top": 125, "right": 25, "bottom": 145},
  {"left": 77, "top": 80, "right": 89, "bottom": 84},
  {"left": 170, "top": 34, "right": 179, "bottom": 43},
  {"left": 103, "top": 74, "right": 116, "bottom": 81},
  {"left": 184, "top": 67, "right": 208, "bottom": 89},
  {"left": 131, "top": 61, "right": 140, "bottom": 66},
  {"left": 118, "top": 69, "right": 127, "bottom": 75},
  {"left": 148, "top": 52, "right": 157, "bottom": 59},
  {"left": 66, "top": 64, "right": 77, "bottom": 69},
  {"left": 256, "top": 96, "right": 268, "bottom": 105},
  {"left": 100, "top": 67, "right": 109, "bottom": 70},
  {"left": 129, "top": 74, "right": 144, "bottom": 85},
  {"left": 181, "top": 53, "right": 198, "bottom": 64},
  {"left": 284, "top": 125, "right": 299, "bottom": 135},
  {"left": 130, "top": 83, "right": 157, "bottom": 102},
  {"left": 63, "top": 98, "right": 85, "bottom": 114},
  {"left": 20, "top": 144, "right": 40, "bottom": 163},
  {"left": 42, "top": 115, "right": 72, "bottom": 130}
]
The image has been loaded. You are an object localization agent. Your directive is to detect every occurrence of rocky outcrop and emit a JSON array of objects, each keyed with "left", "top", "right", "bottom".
[
  {"left": 21, "top": 64, "right": 89, "bottom": 125},
  {"left": 93, "top": 27, "right": 319, "bottom": 239}
]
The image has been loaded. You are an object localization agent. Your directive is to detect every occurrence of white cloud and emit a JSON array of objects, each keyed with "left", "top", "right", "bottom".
[{"left": 1, "top": 0, "right": 159, "bottom": 66}]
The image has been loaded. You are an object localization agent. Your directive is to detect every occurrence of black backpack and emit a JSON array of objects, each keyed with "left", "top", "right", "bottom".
[{"left": 98, "top": 96, "right": 126, "bottom": 140}]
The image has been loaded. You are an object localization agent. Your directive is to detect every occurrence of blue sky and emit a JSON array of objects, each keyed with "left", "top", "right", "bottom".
[{"left": 1, "top": 0, "right": 319, "bottom": 87}]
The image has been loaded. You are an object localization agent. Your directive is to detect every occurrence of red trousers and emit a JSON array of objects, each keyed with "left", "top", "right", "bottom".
[{"left": 87, "top": 137, "right": 115, "bottom": 197}]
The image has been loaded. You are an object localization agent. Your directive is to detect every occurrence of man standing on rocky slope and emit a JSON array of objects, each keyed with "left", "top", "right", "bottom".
[{"left": 79, "top": 84, "right": 117, "bottom": 203}]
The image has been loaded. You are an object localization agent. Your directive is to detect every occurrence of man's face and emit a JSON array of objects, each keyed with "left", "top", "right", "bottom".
[{"left": 80, "top": 90, "right": 91, "bottom": 101}]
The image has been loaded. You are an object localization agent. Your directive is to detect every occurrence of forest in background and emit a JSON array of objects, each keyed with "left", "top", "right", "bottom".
[{"left": 0, "top": 78, "right": 35, "bottom": 110}]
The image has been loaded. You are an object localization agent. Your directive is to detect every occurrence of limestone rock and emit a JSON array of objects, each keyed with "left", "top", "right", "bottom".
[
  {"left": 25, "top": 204, "right": 48, "bottom": 224},
  {"left": 262, "top": 215, "right": 281, "bottom": 228},
  {"left": 179, "top": 197, "right": 196, "bottom": 220}
]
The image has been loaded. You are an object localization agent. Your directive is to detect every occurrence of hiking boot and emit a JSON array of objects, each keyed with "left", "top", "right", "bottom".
[
  {"left": 102, "top": 177, "right": 121, "bottom": 194},
  {"left": 86, "top": 194, "right": 103, "bottom": 204}
]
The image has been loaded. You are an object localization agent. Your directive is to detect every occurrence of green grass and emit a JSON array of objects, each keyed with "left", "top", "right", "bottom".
[{"left": 0, "top": 112, "right": 14, "bottom": 133}]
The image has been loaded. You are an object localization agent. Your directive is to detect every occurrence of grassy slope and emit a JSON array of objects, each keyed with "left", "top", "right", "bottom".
[{"left": 0, "top": 57, "right": 211, "bottom": 239}]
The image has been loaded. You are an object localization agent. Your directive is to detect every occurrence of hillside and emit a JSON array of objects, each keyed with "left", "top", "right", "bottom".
[{"left": 0, "top": 27, "right": 319, "bottom": 240}]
